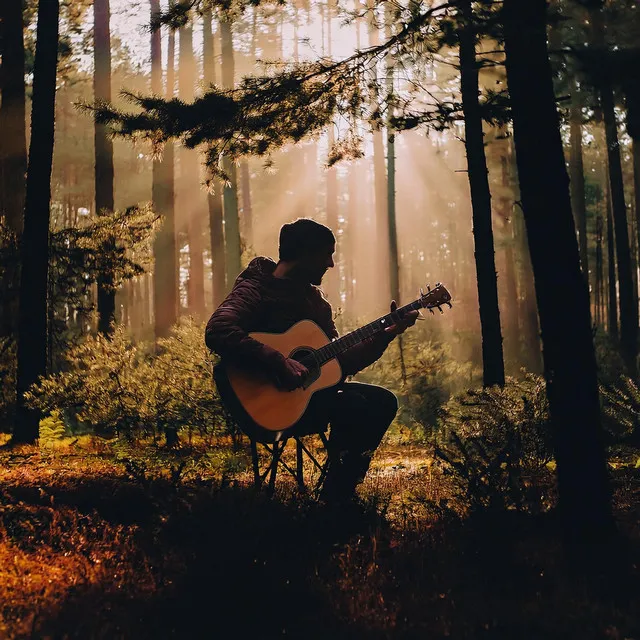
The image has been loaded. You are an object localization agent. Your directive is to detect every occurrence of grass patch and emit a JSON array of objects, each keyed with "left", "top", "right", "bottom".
[{"left": 0, "top": 438, "right": 638, "bottom": 639}]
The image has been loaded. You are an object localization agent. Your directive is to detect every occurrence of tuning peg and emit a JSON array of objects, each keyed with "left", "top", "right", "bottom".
[
  {"left": 428, "top": 308, "right": 434, "bottom": 314},
  {"left": 437, "top": 305, "right": 444, "bottom": 314},
  {"left": 419, "top": 287, "right": 424, "bottom": 298},
  {"left": 447, "top": 302, "right": 453, "bottom": 308},
  {"left": 416, "top": 310, "right": 426, "bottom": 321},
  {"left": 427, "top": 284, "right": 431, "bottom": 292},
  {"left": 436, "top": 282, "right": 441, "bottom": 287}
]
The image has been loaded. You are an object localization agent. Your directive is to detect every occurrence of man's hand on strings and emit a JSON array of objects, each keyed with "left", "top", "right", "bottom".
[
  {"left": 384, "top": 300, "right": 419, "bottom": 336},
  {"left": 274, "top": 358, "right": 309, "bottom": 391}
]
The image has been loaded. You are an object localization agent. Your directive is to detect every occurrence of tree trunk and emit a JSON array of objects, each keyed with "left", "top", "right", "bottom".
[
  {"left": 178, "top": 20, "right": 205, "bottom": 318},
  {"left": 94, "top": 0, "right": 116, "bottom": 336},
  {"left": 367, "top": 1, "right": 389, "bottom": 311},
  {"left": 240, "top": 159, "right": 253, "bottom": 251},
  {"left": 13, "top": 0, "right": 60, "bottom": 444},
  {"left": 570, "top": 88, "right": 589, "bottom": 282},
  {"left": 605, "top": 159, "right": 618, "bottom": 339},
  {"left": 592, "top": 7, "right": 637, "bottom": 374},
  {"left": 220, "top": 17, "right": 241, "bottom": 288},
  {"left": 459, "top": 0, "right": 505, "bottom": 387},
  {"left": 634, "top": 141, "right": 640, "bottom": 307},
  {"left": 0, "top": 0, "right": 27, "bottom": 338},
  {"left": 503, "top": 0, "right": 613, "bottom": 542},
  {"left": 385, "top": 7, "right": 400, "bottom": 305},
  {"left": 203, "top": 8, "right": 226, "bottom": 309},
  {"left": 151, "top": 0, "right": 177, "bottom": 338}
]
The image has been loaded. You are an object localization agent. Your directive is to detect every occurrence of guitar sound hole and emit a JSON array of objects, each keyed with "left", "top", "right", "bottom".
[{"left": 290, "top": 347, "right": 320, "bottom": 388}]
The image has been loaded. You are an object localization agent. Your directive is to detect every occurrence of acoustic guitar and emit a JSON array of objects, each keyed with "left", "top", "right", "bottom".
[{"left": 214, "top": 283, "right": 452, "bottom": 435}]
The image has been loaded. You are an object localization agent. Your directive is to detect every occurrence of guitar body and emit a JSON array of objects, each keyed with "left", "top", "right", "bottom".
[{"left": 215, "top": 320, "right": 342, "bottom": 433}]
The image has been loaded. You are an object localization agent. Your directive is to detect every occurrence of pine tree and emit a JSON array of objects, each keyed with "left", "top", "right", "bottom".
[
  {"left": 503, "top": 0, "right": 613, "bottom": 542},
  {"left": 151, "top": 0, "right": 178, "bottom": 339},
  {"left": 220, "top": 15, "right": 241, "bottom": 289},
  {"left": 202, "top": 7, "right": 226, "bottom": 309},
  {"left": 458, "top": 0, "right": 505, "bottom": 387},
  {"left": 178, "top": 17, "right": 205, "bottom": 318},
  {"left": 94, "top": 0, "right": 116, "bottom": 336},
  {"left": 13, "top": 0, "right": 60, "bottom": 444}
]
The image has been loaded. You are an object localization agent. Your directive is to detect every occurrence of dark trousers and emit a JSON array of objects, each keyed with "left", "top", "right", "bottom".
[{"left": 294, "top": 382, "right": 398, "bottom": 502}]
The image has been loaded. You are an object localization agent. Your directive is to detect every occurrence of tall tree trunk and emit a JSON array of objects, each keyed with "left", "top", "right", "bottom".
[
  {"left": 94, "top": 0, "right": 116, "bottom": 336},
  {"left": 151, "top": 0, "right": 177, "bottom": 338},
  {"left": 13, "top": 0, "right": 60, "bottom": 444},
  {"left": 595, "top": 214, "right": 604, "bottom": 328},
  {"left": 0, "top": 0, "right": 27, "bottom": 338},
  {"left": 178, "top": 20, "right": 205, "bottom": 318},
  {"left": 570, "top": 86, "right": 589, "bottom": 281},
  {"left": 325, "top": 3, "right": 339, "bottom": 304},
  {"left": 220, "top": 17, "right": 241, "bottom": 288},
  {"left": 367, "top": 0, "right": 389, "bottom": 311},
  {"left": 459, "top": 0, "right": 505, "bottom": 387},
  {"left": 503, "top": 0, "right": 613, "bottom": 542},
  {"left": 385, "top": 6, "right": 399, "bottom": 304},
  {"left": 592, "top": 7, "right": 637, "bottom": 374},
  {"left": 240, "top": 160, "right": 253, "bottom": 251},
  {"left": 634, "top": 141, "right": 640, "bottom": 307},
  {"left": 605, "top": 159, "right": 618, "bottom": 339},
  {"left": 203, "top": 8, "right": 226, "bottom": 309}
]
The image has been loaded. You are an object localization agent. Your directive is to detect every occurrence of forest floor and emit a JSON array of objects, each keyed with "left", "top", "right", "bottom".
[{"left": 0, "top": 433, "right": 639, "bottom": 639}]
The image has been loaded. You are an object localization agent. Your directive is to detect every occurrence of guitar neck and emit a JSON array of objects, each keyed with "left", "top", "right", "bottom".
[{"left": 314, "top": 299, "right": 424, "bottom": 366}]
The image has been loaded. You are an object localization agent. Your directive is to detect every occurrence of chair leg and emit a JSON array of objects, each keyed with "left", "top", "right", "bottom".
[{"left": 267, "top": 441, "right": 284, "bottom": 496}]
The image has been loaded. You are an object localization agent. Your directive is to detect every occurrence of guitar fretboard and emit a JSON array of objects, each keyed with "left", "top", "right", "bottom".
[{"left": 314, "top": 299, "right": 426, "bottom": 366}]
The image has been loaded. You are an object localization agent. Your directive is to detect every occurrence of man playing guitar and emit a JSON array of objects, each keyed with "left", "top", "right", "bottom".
[{"left": 205, "top": 218, "right": 419, "bottom": 505}]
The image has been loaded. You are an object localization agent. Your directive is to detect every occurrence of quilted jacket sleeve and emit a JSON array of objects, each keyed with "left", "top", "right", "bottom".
[{"left": 205, "top": 280, "right": 288, "bottom": 374}]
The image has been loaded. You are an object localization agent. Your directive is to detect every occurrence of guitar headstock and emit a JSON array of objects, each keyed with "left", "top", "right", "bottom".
[{"left": 418, "top": 283, "right": 452, "bottom": 313}]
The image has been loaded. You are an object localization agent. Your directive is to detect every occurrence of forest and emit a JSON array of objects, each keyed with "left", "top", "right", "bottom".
[{"left": 0, "top": 0, "right": 639, "bottom": 637}]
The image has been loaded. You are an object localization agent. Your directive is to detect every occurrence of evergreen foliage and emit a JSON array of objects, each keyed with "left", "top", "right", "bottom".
[
  {"left": 436, "top": 375, "right": 554, "bottom": 514},
  {"left": 600, "top": 375, "right": 640, "bottom": 445},
  {"left": 25, "top": 320, "right": 226, "bottom": 442},
  {"left": 90, "top": 2, "right": 519, "bottom": 178}
]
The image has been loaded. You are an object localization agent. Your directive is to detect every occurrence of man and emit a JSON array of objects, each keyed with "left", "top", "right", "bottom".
[{"left": 205, "top": 218, "right": 418, "bottom": 504}]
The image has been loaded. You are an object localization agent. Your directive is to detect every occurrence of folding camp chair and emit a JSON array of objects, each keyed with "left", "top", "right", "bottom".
[
  {"left": 219, "top": 400, "right": 332, "bottom": 497},
  {"left": 249, "top": 429, "right": 331, "bottom": 496}
]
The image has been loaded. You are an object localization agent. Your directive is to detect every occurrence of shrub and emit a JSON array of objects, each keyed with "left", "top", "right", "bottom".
[
  {"left": 355, "top": 328, "right": 477, "bottom": 439},
  {"left": 25, "top": 320, "right": 226, "bottom": 442},
  {"left": 0, "top": 338, "right": 16, "bottom": 432},
  {"left": 435, "top": 374, "right": 554, "bottom": 515},
  {"left": 600, "top": 375, "right": 640, "bottom": 446}
]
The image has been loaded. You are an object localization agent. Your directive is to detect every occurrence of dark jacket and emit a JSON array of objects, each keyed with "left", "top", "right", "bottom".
[{"left": 205, "top": 256, "right": 394, "bottom": 377}]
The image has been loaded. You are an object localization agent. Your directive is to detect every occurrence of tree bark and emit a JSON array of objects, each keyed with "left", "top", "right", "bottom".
[
  {"left": 592, "top": 7, "right": 637, "bottom": 374},
  {"left": 385, "top": 6, "right": 400, "bottom": 305},
  {"left": 151, "top": 0, "right": 177, "bottom": 339},
  {"left": 220, "top": 17, "right": 241, "bottom": 289},
  {"left": 0, "top": 0, "right": 27, "bottom": 338},
  {"left": 13, "top": 0, "right": 60, "bottom": 444},
  {"left": 459, "top": 0, "right": 505, "bottom": 387},
  {"left": 203, "top": 8, "right": 226, "bottom": 309},
  {"left": 178, "top": 20, "right": 205, "bottom": 318},
  {"left": 605, "top": 156, "right": 618, "bottom": 339},
  {"left": 94, "top": 0, "right": 116, "bottom": 336},
  {"left": 569, "top": 87, "right": 589, "bottom": 282},
  {"left": 503, "top": 0, "right": 613, "bottom": 542},
  {"left": 0, "top": 0, "right": 27, "bottom": 235},
  {"left": 367, "top": 0, "right": 389, "bottom": 311}
]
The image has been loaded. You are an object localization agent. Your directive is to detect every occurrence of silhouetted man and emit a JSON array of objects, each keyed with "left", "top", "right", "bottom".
[{"left": 205, "top": 218, "right": 418, "bottom": 504}]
